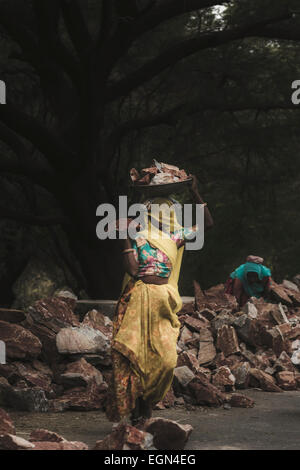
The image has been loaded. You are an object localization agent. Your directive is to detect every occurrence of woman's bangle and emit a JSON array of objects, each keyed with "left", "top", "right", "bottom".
[{"left": 122, "top": 248, "right": 135, "bottom": 255}]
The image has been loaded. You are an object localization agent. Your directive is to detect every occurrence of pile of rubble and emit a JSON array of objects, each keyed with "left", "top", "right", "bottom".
[
  {"left": 1, "top": 276, "right": 300, "bottom": 420},
  {"left": 169, "top": 277, "right": 300, "bottom": 409}
]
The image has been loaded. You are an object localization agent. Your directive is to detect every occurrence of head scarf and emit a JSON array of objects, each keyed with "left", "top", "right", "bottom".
[
  {"left": 142, "top": 197, "right": 183, "bottom": 235},
  {"left": 230, "top": 260, "right": 271, "bottom": 298}
]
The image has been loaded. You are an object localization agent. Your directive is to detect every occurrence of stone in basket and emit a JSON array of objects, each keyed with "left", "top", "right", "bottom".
[{"left": 130, "top": 160, "right": 192, "bottom": 195}]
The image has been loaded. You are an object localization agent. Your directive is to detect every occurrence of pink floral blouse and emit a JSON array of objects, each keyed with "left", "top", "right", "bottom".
[{"left": 131, "top": 226, "right": 198, "bottom": 278}]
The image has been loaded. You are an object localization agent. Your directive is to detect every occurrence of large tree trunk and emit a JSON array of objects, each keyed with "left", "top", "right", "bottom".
[{"left": 57, "top": 158, "right": 124, "bottom": 299}]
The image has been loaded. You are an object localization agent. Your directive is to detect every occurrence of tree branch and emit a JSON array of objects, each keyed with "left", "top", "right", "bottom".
[
  {"left": 106, "top": 12, "right": 292, "bottom": 102},
  {"left": 60, "top": 0, "right": 92, "bottom": 59},
  {"left": 108, "top": 95, "right": 298, "bottom": 141},
  {"left": 129, "top": 0, "right": 230, "bottom": 38},
  {"left": 0, "top": 104, "right": 77, "bottom": 172},
  {"left": 97, "top": 0, "right": 229, "bottom": 81}
]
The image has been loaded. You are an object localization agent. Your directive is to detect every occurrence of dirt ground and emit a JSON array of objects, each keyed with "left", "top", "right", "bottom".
[{"left": 7, "top": 389, "right": 300, "bottom": 450}]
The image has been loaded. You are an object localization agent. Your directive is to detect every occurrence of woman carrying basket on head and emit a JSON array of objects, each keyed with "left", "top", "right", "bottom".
[{"left": 105, "top": 175, "right": 213, "bottom": 427}]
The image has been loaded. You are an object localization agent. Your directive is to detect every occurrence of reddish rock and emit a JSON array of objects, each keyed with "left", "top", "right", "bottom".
[
  {"left": 173, "top": 366, "right": 195, "bottom": 392},
  {"left": 295, "top": 373, "right": 300, "bottom": 388},
  {"left": 204, "top": 284, "right": 238, "bottom": 312},
  {"left": 4, "top": 362, "right": 53, "bottom": 393},
  {"left": 184, "top": 332, "right": 200, "bottom": 350},
  {"left": 216, "top": 325, "right": 240, "bottom": 357},
  {"left": 197, "top": 367, "right": 212, "bottom": 381},
  {"left": 198, "top": 308, "right": 216, "bottom": 321},
  {"left": 59, "top": 357, "right": 104, "bottom": 388},
  {"left": 143, "top": 418, "right": 193, "bottom": 450},
  {"left": 194, "top": 281, "right": 238, "bottom": 313},
  {"left": 231, "top": 362, "right": 251, "bottom": 388},
  {"left": 0, "top": 434, "right": 35, "bottom": 450},
  {"left": 212, "top": 366, "right": 235, "bottom": 392},
  {"left": 183, "top": 316, "right": 209, "bottom": 333},
  {"left": 49, "top": 378, "right": 107, "bottom": 411},
  {"left": 177, "top": 302, "right": 195, "bottom": 316},
  {"left": 29, "top": 297, "right": 79, "bottom": 327},
  {"left": 197, "top": 328, "right": 216, "bottom": 366},
  {"left": 162, "top": 387, "right": 176, "bottom": 408},
  {"left": 270, "top": 304, "right": 289, "bottom": 325},
  {"left": 212, "top": 312, "right": 235, "bottom": 332},
  {"left": 29, "top": 429, "right": 65, "bottom": 442},
  {"left": 178, "top": 326, "right": 193, "bottom": 350},
  {"left": 25, "top": 297, "right": 80, "bottom": 361},
  {"left": 249, "top": 368, "right": 282, "bottom": 392},
  {"left": 30, "top": 440, "right": 88, "bottom": 450},
  {"left": 0, "top": 408, "right": 15, "bottom": 435},
  {"left": 264, "top": 324, "right": 292, "bottom": 356},
  {"left": 54, "top": 289, "right": 78, "bottom": 311},
  {"left": 93, "top": 423, "right": 154, "bottom": 450},
  {"left": 177, "top": 351, "right": 199, "bottom": 373},
  {"left": 251, "top": 298, "right": 283, "bottom": 322},
  {"left": 285, "top": 288, "right": 300, "bottom": 307},
  {"left": 194, "top": 280, "right": 206, "bottom": 311},
  {"left": 188, "top": 376, "right": 226, "bottom": 407},
  {"left": 276, "top": 371, "right": 297, "bottom": 390},
  {"left": 0, "top": 321, "right": 41, "bottom": 360},
  {"left": 82, "top": 309, "right": 113, "bottom": 338},
  {"left": 215, "top": 353, "right": 242, "bottom": 369},
  {"left": 254, "top": 352, "right": 271, "bottom": 370},
  {"left": 288, "top": 326, "right": 300, "bottom": 341},
  {"left": 274, "top": 351, "right": 295, "bottom": 373},
  {"left": 270, "top": 282, "right": 293, "bottom": 306},
  {"left": 228, "top": 393, "right": 255, "bottom": 408}
]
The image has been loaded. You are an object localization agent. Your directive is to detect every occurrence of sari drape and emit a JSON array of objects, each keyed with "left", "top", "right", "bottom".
[{"left": 105, "top": 201, "right": 184, "bottom": 422}]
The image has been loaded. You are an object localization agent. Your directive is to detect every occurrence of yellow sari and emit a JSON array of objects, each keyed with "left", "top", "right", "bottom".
[{"left": 105, "top": 199, "right": 184, "bottom": 422}]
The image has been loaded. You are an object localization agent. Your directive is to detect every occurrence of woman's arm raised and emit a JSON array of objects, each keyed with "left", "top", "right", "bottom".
[{"left": 189, "top": 174, "right": 214, "bottom": 231}]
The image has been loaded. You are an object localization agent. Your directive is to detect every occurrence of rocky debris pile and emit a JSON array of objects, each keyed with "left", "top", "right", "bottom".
[
  {"left": 0, "top": 293, "right": 112, "bottom": 413},
  {"left": 130, "top": 160, "right": 189, "bottom": 186},
  {"left": 156, "top": 278, "right": 300, "bottom": 410},
  {"left": 1, "top": 276, "right": 300, "bottom": 416}
]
